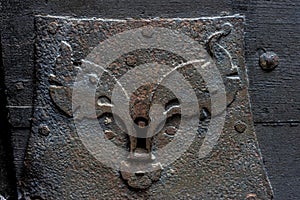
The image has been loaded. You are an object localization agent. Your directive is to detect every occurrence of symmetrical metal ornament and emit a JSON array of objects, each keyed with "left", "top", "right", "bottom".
[{"left": 20, "top": 15, "right": 273, "bottom": 199}]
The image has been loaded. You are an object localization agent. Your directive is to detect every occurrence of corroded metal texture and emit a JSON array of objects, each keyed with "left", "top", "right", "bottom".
[
  {"left": 21, "top": 15, "right": 273, "bottom": 199},
  {"left": 259, "top": 51, "right": 279, "bottom": 71}
]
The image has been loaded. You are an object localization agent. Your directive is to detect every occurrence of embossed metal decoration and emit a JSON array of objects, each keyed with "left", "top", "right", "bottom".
[{"left": 20, "top": 15, "right": 273, "bottom": 199}]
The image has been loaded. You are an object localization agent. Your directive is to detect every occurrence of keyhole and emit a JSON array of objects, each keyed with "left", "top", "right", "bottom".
[
  {"left": 134, "top": 117, "right": 149, "bottom": 151},
  {"left": 136, "top": 138, "right": 146, "bottom": 149}
]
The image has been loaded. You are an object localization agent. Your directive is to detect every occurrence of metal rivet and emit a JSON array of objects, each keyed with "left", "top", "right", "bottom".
[
  {"left": 38, "top": 125, "right": 50, "bottom": 136},
  {"left": 234, "top": 121, "right": 247, "bottom": 133},
  {"left": 15, "top": 82, "right": 24, "bottom": 90},
  {"left": 125, "top": 55, "right": 137, "bottom": 66},
  {"left": 245, "top": 193, "right": 257, "bottom": 200},
  {"left": 88, "top": 74, "right": 98, "bottom": 85},
  {"left": 48, "top": 22, "right": 58, "bottom": 34},
  {"left": 259, "top": 51, "right": 279, "bottom": 71}
]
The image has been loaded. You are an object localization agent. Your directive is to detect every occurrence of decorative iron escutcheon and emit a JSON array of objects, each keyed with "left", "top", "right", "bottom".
[{"left": 21, "top": 15, "right": 272, "bottom": 199}]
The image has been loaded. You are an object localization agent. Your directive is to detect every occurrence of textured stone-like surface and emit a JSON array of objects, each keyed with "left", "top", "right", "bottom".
[{"left": 20, "top": 15, "right": 273, "bottom": 199}]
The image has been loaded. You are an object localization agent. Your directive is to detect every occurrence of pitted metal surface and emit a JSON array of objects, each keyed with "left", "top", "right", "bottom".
[{"left": 20, "top": 15, "right": 273, "bottom": 199}]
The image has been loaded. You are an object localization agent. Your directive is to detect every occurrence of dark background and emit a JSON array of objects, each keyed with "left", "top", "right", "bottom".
[{"left": 0, "top": 0, "right": 299, "bottom": 199}]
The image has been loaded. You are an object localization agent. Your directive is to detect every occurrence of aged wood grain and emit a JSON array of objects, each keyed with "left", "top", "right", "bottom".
[
  {"left": 233, "top": 1, "right": 300, "bottom": 199},
  {"left": 255, "top": 124, "right": 300, "bottom": 200},
  {"left": 0, "top": 38, "right": 17, "bottom": 199},
  {"left": 233, "top": 0, "right": 300, "bottom": 123}
]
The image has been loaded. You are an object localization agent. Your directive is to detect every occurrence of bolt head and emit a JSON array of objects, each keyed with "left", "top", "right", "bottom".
[
  {"left": 245, "top": 193, "right": 257, "bottom": 200},
  {"left": 88, "top": 74, "right": 98, "bottom": 85},
  {"left": 38, "top": 125, "right": 50, "bottom": 136},
  {"left": 259, "top": 52, "right": 279, "bottom": 71},
  {"left": 15, "top": 82, "right": 24, "bottom": 90},
  {"left": 234, "top": 121, "right": 247, "bottom": 133},
  {"left": 48, "top": 21, "right": 58, "bottom": 34},
  {"left": 125, "top": 55, "right": 137, "bottom": 66}
]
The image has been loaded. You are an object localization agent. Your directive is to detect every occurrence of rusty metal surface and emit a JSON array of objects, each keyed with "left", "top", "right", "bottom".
[{"left": 20, "top": 15, "right": 273, "bottom": 199}]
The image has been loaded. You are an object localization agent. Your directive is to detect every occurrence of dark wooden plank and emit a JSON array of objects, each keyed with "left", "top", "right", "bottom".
[
  {"left": 255, "top": 123, "right": 300, "bottom": 200},
  {"left": 234, "top": 0, "right": 300, "bottom": 123},
  {"left": 6, "top": 107, "right": 32, "bottom": 128},
  {"left": 233, "top": 1, "right": 300, "bottom": 199},
  {"left": 4, "top": 79, "right": 34, "bottom": 106},
  {"left": 0, "top": 37, "right": 17, "bottom": 199},
  {"left": 10, "top": 128, "right": 31, "bottom": 181}
]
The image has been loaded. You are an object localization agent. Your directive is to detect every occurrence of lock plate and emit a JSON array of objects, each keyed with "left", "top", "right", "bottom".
[{"left": 21, "top": 15, "right": 272, "bottom": 199}]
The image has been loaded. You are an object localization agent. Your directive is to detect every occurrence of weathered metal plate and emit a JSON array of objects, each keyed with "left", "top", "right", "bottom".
[{"left": 21, "top": 15, "right": 272, "bottom": 199}]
